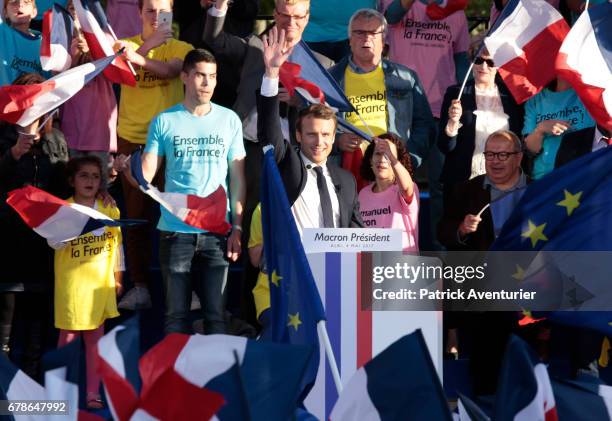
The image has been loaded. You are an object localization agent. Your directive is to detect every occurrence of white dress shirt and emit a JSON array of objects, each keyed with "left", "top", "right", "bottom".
[{"left": 592, "top": 127, "right": 609, "bottom": 152}]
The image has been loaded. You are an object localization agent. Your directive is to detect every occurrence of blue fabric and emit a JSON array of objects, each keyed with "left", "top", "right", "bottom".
[
  {"left": 0, "top": 23, "right": 43, "bottom": 86},
  {"left": 552, "top": 378, "right": 612, "bottom": 421},
  {"left": 522, "top": 88, "right": 595, "bottom": 180},
  {"left": 34, "top": 0, "right": 69, "bottom": 20},
  {"left": 144, "top": 103, "right": 245, "bottom": 233},
  {"left": 302, "top": 0, "right": 375, "bottom": 43},
  {"left": 260, "top": 147, "right": 326, "bottom": 400}
]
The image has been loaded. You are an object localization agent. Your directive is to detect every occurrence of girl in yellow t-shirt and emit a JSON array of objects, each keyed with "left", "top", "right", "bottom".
[{"left": 49, "top": 156, "right": 124, "bottom": 409}]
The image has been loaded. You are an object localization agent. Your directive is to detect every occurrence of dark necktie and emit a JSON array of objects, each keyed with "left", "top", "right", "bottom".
[{"left": 313, "top": 166, "right": 334, "bottom": 228}]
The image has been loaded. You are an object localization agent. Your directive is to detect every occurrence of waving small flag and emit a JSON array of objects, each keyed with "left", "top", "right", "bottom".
[
  {"left": 0, "top": 54, "right": 116, "bottom": 127},
  {"left": 484, "top": 0, "right": 570, "bottom": 104},
  {"left": 556, "top": 3, "right": 612, "bottom": 132},
  {"left": 6, "top": 185, "right": 143, "bottom": 244},
  {"left": 73, "top": 0, "right": 136, "bottom": 86},
  {"left": 279, "top": 61, "right": 325, "bottom": 105},
  {"left": 41, "top": 3, "right": 74, "bottom": 72},
  {"left": 130, "top": 150, "right": 231, "bottom": 234}
]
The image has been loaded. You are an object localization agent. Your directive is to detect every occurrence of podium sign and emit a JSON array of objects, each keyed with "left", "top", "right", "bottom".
[{"left": 302, "top": 229, "right": 442, "bottom": 419}]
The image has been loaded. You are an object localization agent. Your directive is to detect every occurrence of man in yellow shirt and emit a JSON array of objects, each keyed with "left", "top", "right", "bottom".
[{"left": 113, "top": 0, "right": 193, "bottom": 310}]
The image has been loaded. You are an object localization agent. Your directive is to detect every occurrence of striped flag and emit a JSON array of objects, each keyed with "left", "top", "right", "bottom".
[
  {"left": 556, "top": 3, "right": 612, "bottom": 132},
  {"left": 6, "top": 185, "right": 143, "bottom": 245},
  {"left": 0, "top": 355, "right": 46, "bottom": 421},
  {"left": 484, "top": 0, "right": 570, "bottom": 104},
  {"left": 73, "top": 0, "right": 136, "bottom": 86},
  {"left": 129, "top": 150, "right": 231, "bottom": 234},
  {"left": 0, "top": 54, "right": 115, "bottom": 127},
  {"left": 426, "top": 0, "right": 468, "bottom": 20},
  {"left": 40, "top": 3, "right": 74, "bottom": 72}
]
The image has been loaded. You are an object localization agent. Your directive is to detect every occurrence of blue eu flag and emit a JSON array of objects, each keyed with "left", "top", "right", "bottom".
[{"left": 260, "top": 146, "right": 326, "bottom": 396}]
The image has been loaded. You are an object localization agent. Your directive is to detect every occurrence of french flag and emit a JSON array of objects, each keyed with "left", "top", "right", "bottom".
[
  {"left": 0, "top": 54, "right": 115, "bottom": 127},
  {"left": 6, "top": 185, "right": 142, "bottom": 245},
  {"left": 484, "top": 0, "right": 570, "bottom": 104},
  {"left": 552, "top": 378, "right": 612, "bottom": 420},
  {"left": 73, "top": 0, "right": 136, "bottom": 86},
  {"left": 0, "top": 355, "right": 46, "bottom": 421},
  {"left": 130, "top": 150, "right": 231, "bottom": 234},
  {"left": 494, "top": 335, "right": 558, "bottom": 421},
  {"left": 426, "top": 0, "right": 468, "bottom": 21},
  {"left": 41, "top": 3, "right": 74, "bottom": 72},
  {"left": 556, "top": 3, "right": 612, "bottom": 132},
  {"left": 329, "top": 330, "right": 452, "bottom": 421}
]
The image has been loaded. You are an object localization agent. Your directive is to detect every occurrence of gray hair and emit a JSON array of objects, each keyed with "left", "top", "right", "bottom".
[
  {"left": 485, "top": 130, "right": 523, "bottom": 152},
  {"left": 348, "top": 8, "right": 388, "bottom": 38}
]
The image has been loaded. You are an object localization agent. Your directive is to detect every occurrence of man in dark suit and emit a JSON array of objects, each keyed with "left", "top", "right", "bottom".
[
  {"left": 258, "top": 26, "right": 363, "bottom": 231},
  {"left": 555, "top": 124, "right": 611, "bottom": 168},
  {"left": 438, "top": 129, "right": 526, "bottom": 396}
]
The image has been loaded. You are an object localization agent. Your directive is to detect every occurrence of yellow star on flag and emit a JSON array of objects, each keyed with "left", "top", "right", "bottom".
[
  {"left": 521, "top": 220, "right": 548, "bottom": 248},
  {"left": 512, "top": 264, "right": 526, "bottom": 281},
  {"left": 556, "top": 190, "right": 582, "bottom": 216},
  {"left": 270, "top": 270, "right": 282, "bottom": 287},
  {"left": 287, "top": 313, "right": 302, "bottom": 331}
]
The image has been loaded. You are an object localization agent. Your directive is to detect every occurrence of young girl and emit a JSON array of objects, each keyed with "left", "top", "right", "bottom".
[
  {"left": 50, "top": 156, "right": 124, "bottom": 408},
  {"left": 358, "top": 133, "right": 419, "bottom": 252}
]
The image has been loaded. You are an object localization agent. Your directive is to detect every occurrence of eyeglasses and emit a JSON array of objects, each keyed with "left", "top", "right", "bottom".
[
  {"left": 483, "top": 151, "right": 520, "bottom": 161},
  {"left": 351, "top": 29, "right": 384, "bottom": 38},
  {"left": 275, "top": 8, "right": 309, "bottom": 21},
  {"left": 474, "top": 56, "right": 495, "bottom": 67}
]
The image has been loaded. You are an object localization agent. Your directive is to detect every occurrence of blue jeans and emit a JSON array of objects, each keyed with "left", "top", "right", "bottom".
[{"left": 159, "top": 231, "right": 228, "bottom": 334}]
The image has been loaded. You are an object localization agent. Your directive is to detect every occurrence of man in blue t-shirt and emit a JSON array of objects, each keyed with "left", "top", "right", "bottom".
[{"left": 139, "top": 48, "right": 246, "bottom": 335}]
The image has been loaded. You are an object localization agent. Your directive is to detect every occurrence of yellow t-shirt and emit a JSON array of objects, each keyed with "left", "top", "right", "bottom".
[
  {"left": 54, "top": 199, "right": 123, "bottom": 330},
  {"left": 344, "top": 64, "right": 388, "bottom": 137},
  {"left": 117, "top": 36, "right": 194, "bottom": 144},
  {"left": 248, "top": 204, "right": 270, "bottom": 319}
]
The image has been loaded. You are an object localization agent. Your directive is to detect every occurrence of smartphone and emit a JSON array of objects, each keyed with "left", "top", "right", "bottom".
[{"left": 158, "top": 10, "right": 173, "bottom": 30}]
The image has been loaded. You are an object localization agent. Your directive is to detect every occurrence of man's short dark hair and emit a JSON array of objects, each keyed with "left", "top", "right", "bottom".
[
  {"left": 296, "top": 104, "right": 337, "bottom": 132},
  {"left": 138, "top": 0, "right": 174, "bottom": 10},
  {"left": 182, "top": 49, "right": 217, "bottom": 73}
]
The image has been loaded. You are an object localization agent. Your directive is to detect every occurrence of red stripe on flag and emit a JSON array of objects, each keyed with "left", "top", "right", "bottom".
[
  {"left": 82, "top": 32, "right": 136, "bottom": 86},
  {"left": 556, "top": 52, "right": 612, "bottom": 132},
  {"left": 357, "top": 252, "right": 373, "bottom": 368},
  {"left": 0, "top": 82, "right": 56, "bottom": 124},
  {"left": 139, "top": 333, "right": 190, "bottom": 399},
  {"left": 545, "top": 407, "right": 559, "bottom": 421},
  {"left": 41, "top": 9, "right": 52, "bottom": 58},
  {"left": 96, "top": 357, "right": 139, "bottom": 421},
  {"left": 6, "top": 186, "right": 66, "bottom": 228},
  {"left": 184, "top": 186, "right": 232, "bottom": 234},
  {"left": 498, "top": 18, "right": 570, "bottom": 104}
]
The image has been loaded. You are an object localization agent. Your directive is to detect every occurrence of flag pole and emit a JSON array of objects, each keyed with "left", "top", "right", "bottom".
[
  {"left": 317, "top": 320, "right": 343, "bottom": 394},
  {"left": 355, "top": 111, "right": 375, "bottom": 140},
  {"left": 456, "top": 60, "right": 475, "bottom": 100},
  {"left": 107, "top": 25, "right": 138, "bottom": 76}
]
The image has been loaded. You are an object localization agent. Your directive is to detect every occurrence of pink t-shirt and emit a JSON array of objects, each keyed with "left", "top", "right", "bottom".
[
  {"left": 379, "top": 0, "right": 470, "bottom": 117},
  {"left": 106, "top": 0, "right": 142, "bottom": 39},
  {"left": 61, "top": 75, "right": 118, "bottom": 152},
  {"left": 358, "top": 183, "right": 419, "bottom": 252}
]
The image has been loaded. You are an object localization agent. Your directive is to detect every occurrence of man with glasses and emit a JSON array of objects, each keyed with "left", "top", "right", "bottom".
[
  {"left": 329, "top": 8, "right": 433, "bottom": 186},
  {"left": 438, "top": 129, "right": 526, "bottom": 251}
]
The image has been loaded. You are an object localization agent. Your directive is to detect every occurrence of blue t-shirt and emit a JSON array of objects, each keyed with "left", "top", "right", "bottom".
[
  {"left": 303, "top": 0, "right": 376, "bottom": 43},
  {"left": 0, "top": 23, "right": 43, "bottom": 86},
  {"left": 522, "top": 88, "right": 595, "bottom": 180},
  {"left": 145, "top": 103, "right": 246, "bottom": 233}
]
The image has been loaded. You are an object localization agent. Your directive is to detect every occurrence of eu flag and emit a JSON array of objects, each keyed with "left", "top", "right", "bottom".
[{"left": 260, "top": 146, "right": 326, "bottom": 397}]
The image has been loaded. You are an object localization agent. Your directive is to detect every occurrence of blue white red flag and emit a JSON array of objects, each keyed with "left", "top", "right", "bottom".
[
  {"left": 129, "top": 150, "right": 231, "bottom": 234},
  {"left": 73, "top": 0, "right": 136, "bottom": 86},
  {"left": 552, "top": 378, "right": 612, "bottom": 420},
  {"left": 556, "top": 3, "right": 612, "bottom": 132},
  {"left": 0, "top": 54, "right": 115, "bottom": 126},
  {"left": 484, "top": 0, "right": 570, "bottom": 104},
  {"left": 41, "top": 3, "right": 73, "bottom": 72},
  {"left": 6, "top": 185, "right": 143, "bottom": 245}
]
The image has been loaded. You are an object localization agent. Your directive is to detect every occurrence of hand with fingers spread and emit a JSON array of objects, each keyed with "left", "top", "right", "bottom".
[{"left": 262, "top": 26, "right": 293, "bottom": 79}]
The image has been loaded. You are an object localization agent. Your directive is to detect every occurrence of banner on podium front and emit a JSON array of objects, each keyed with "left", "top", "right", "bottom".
[{"left": 302, "top": 228, "right": 402, "bottom": 253}]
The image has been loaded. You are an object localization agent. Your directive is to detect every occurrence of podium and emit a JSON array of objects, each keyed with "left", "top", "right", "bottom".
[{"left": 301, "top": 229, "right": 443, "bottom": 419}]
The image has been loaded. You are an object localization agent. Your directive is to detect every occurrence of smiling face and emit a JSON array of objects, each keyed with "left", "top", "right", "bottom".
[
  {"left": 273, "top": 0, "right": 310, "bottom": 46},
  {"left": 473, "top": 53, "right": 497, "bottom": 87},
  {"left": 484, "top": 135, "right": 522, "bottom": 187},
  {"left": 181, "top": 61, "right": 217, "bottom": 106},
  {"left": 349, "top": 16, "right": 384, "bottom": 67},
  {"left": 296, "top": 116, "right": 336, "bottom": 165},
  {"left": 4, "top": 0, "right": 37, "bottom": 27},
  {"left": 72, "top": 163, "right": 101, "bottom": 201}
]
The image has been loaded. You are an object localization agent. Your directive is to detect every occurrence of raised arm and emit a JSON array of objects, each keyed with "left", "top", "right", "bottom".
[
  {"left": 202, "top": 0, "right": 249, "bottom": 65},
  {"left": 383, "top": 0, "right": 415, "bottom": 24}
]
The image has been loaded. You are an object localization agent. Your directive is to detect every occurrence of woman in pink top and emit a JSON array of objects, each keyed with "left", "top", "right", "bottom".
[{"left": 358, "top": 133, "right": 419, "bottom": 252}]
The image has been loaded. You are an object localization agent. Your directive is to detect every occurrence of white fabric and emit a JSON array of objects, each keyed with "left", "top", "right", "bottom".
[
  {"left": 598, "top": 384, "right": 612, "bottom": 420},
  {"left": 174, "top": 334, "right": 247, "bottom": 387},
  {"left": 592, "top": 126, "right": 608, "bottom": 152},
  {"left": 97, "top": 325, "right": 127, "bottom": 377},
  {"left": 291, "top": 153, "right": 341, "bottom": 235},
  {"left": 514, "top": 363, "right": 556, "bottom": 420},
  {"left": 329, "top": 367, "right": 381, "bottom": 421},
  {"left": 45, "top": 367, "right": 78, "bottom": 421},
  {"left": 471, "top": 85, "right": 509, "bottom": 179},
  {"left": 209, "top": 5, "right": 227, "bottom": 17}
]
